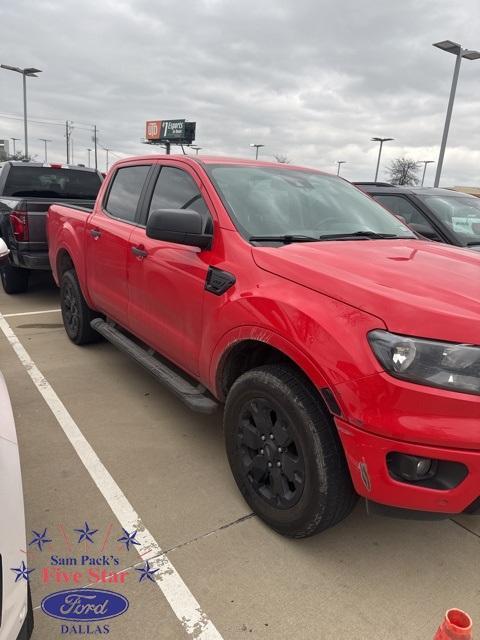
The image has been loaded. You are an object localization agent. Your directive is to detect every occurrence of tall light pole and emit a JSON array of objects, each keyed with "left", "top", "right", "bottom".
[
  {"left": 11, "top": 137, "right": 20, "bottom": 156},
  {"left": 371, "top": 137, "right": 394, "bottom": 181},
  {"left": 432, "top": 41, "right": 480, "bottom": 187},
  {"left": 190, "top": 145, "right": 202, "bottom": 155},
  {"left": 419, "top": 160, "right": 435, "bottom": 187},
  {"left": 250, "top": 143, "right": 264, "bottom": 160},
  {"left": 1, "top": 64, "right": 42, "bottom": 160},
  {"left": 39, "top": 138, "right": 51, "bottom": 163},
  {"left": 86, "top": 148, "right": 92, "bottom": 167},
  {"left": 336, "top": 161, "right": 346, "bottom": 176},
  {"left": 104, "top": 148, "right": 111, "bottom": 171}
]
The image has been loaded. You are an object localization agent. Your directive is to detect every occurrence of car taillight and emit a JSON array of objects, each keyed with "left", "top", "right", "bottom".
[{"left": 10, "top": 212, "right": 29, "bottom": 242}]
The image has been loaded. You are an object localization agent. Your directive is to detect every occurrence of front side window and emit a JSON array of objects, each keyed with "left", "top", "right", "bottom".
[
  {"left": 105, "top": 165, "right": 150, "bottom": 222},
  {"left": 148, "top": 166, "right": 209, "bottom": 218},
  {"left": 373, "top": 194, "right": 440, "bottom": 239},
  {"left": 206, "top": 165, "right": 415, "bottom": 241}
]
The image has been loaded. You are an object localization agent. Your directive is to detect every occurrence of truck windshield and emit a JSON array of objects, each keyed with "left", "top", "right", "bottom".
[
  {"left": 3, "top": 166, "right": 102, "bottom": 199},
  {"left": 207, "top": 165, "right": 415, "bottom": 241},
  {"left": 417, "top": 194, "right": 480, "bottom": 246}
]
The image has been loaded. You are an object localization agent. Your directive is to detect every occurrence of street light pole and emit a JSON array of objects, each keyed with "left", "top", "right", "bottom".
[
  {"left": 336, "top": 161, "right": 346, "bottom": 176},
  {"left": 419, "top": 160, "right": 435, "bottom": 186},
  {"left": 250, "top": 143, "right": 265, "bottom": 160},
  {"left": 432, "top": 41, "right": 480, "bottom": 187},
  {"left": 87, "top": 148, "right": 92, "bottom": 167},
  {"left": 11, "top": 138, "right": 20, "bottom": 156},
  {"left": 38, "top": 138, "right": 51, "bottom": 163},
  {"left": 371, "top": 137, "right": 394, "bottom": 181},
  {"left": 1, "top": 64, "right": 42, "bottom": 160}
]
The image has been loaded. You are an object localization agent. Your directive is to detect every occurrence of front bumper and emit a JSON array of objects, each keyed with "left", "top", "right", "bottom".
[{"left": 336, "top": 418, "right": 480, "bottom": 514}]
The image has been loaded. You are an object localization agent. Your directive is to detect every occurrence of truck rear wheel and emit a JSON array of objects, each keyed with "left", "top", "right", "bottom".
[
  {"left": 0, "top": 263, "right": 29, "bottom": 294},
  {"left": 60, "top": 269, "right": 100, "bottom": 345},
  {"left": 224, "top": 364, "right": 357, "bottom": 538}
]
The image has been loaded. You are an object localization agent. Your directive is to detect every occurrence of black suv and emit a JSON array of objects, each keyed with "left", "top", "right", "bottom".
[{"left": 354, "top": 183, "right": 480, "bottom": 252}]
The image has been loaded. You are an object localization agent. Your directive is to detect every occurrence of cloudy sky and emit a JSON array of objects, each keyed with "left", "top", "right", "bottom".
[{"left": 1, "top": 0, "right": 480, "bottom": 185}]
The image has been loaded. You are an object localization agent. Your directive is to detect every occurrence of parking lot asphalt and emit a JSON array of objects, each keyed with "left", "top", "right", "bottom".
[{"left": 1, "top": 272, "right": 479, "bottom": 640}]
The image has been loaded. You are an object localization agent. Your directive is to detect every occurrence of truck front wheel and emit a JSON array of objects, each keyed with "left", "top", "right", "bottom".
[
  {"left": 0, "top": 263, "right": 29, "bottom": 294},
  {"left": 224, "top": 364, "right": 357, "bottom": 538},
  {"left": 60, "top": 270, "right": 100, "bottom": 345}
]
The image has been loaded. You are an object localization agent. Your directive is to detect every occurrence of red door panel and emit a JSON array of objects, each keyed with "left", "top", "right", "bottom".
[{"left": 127, "top": 227, "right": 209, "bottom": 376}]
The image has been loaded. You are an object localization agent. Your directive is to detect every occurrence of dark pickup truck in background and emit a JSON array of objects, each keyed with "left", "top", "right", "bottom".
[{"left": 0, "top": 161, "right": 103, "bottom": 293}]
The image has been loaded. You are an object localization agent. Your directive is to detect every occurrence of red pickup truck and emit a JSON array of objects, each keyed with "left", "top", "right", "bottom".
[{"left": 47, "top": 155, "right": 480, "bottom": 538}]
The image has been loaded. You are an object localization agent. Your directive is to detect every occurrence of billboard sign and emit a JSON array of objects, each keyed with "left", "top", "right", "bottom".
[{"left": 145, "top": 119, "right": 186, "bottom": 141}]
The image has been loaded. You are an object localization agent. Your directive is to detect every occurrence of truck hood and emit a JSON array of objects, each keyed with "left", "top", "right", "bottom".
[{"left": 252, "top": 240, "right": 480, "bottom": 345}]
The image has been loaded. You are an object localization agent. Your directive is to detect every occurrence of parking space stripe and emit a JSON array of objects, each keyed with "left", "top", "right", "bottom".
[
  {"left": 0, "top": 314, "right": 223, "bottom": 640},
  {"left": 2, "top": 308, "right": 61, "bottom": 318}
]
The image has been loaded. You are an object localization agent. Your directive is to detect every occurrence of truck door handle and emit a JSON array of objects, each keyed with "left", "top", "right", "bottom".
[
  {"left": 90, "top": 229, "right": 101, "bottom": 239},
  {"left": 131, "top": 245, "right": 148, "bottom": 258}
]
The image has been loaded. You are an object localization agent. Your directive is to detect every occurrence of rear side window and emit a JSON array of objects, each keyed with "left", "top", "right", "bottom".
[
  {"left": 148, "top": 167, "right": 209, "bottom": 218},
  {"left": 3, "top": 166, "right": 102, "bottom": 199},
  {"left": 105, "top": 165, "right": 150, "bottom": 222}
]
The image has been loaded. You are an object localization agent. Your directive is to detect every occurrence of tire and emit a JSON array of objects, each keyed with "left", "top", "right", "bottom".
[
  {"left": 224, "top": 364, "right": 357, "bottom": 538},
  {"left": 60, "top": 269, "right": 100, "bottom": 345},
  {"left": 0, "top": 263, "right": 29, "bottom": 294}
]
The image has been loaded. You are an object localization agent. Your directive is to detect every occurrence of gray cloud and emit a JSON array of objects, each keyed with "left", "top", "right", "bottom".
[{"left": 1, "top": 0, "right": 479, "bottom": 185}]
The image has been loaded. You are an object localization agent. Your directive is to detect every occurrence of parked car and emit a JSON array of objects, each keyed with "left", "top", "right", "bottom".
[
  {"left": 0, "top": 242, "right": 34, "bottom": 639},
  {"left": 48, "top": 156, "right": 480, "bottom": 538},
  {"left": 0, "top": 161, "right": 103, "bottom": 294},
  {"left": 354, "top": 183, "right": 480, "bottom": 251}
]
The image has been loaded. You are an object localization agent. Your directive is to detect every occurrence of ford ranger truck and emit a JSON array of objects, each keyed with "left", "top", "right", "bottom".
[{"left": 47, "top": 156, "right": 480, "bottom": 538}]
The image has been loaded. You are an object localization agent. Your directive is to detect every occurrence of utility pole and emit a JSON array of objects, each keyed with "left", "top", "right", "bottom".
[
  {"left": 93, "top": 125, "right": 98, "bottom": 170},
  {"left": 71, "top": 136, "right": 74, "bottom": 164},
  {"left": 39, "top": 138, "right": 51, "bottom": 163},
  {"left": 87, "top": 148, "right": 92, "bottom": 167},
  {"left": 104, "top": 148, "right": 110, "bottom": 171},
  {"left": 11, "top": 138, "right": 20, "bottom": 155},
  {"left": 336, "top": 161, "right": 346, "bottom": 176},
  {"left": 65, "top": 121, "right": 70, "bottom": 164}
]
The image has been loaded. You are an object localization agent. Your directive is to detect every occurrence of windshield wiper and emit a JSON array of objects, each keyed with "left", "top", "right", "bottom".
[
  {"left": 466, "top": 241, "right": 480, "bottom": 246},
  {"left": 249, "top": 234, "right": 319, "bottom": 244},
  {"left": 317, "top": 231, "right": 413, "bottom": 240}
]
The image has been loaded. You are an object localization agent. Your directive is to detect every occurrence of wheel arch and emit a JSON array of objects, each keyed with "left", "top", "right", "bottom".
[{"left": 212, "top": 328, "right": 337, "bottom": 413}]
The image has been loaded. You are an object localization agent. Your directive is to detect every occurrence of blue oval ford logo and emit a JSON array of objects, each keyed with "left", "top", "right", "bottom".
[{"left": 41, "top": 588, "right": 129, "bottom": 621}]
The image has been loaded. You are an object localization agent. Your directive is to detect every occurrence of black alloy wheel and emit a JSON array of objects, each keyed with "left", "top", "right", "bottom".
[{"left": 238, "top": 397, "right": 305, "bottom": 509}]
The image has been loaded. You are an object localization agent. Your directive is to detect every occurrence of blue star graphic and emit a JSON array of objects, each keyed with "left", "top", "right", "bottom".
[
  {"left": 117, "top": 528, "right": 140, "bottom": 551},
  {"left": 11, "top": 561, "right": 35, "bottom": 583},
  {"left": 74, "top": 522, "right": 99, "bottom": 544},
  {"left": 28, "top": 528, "right": 52, "bottom": 552},
  {"left": 135, "top": 561, "right": 159, "bottom": 583}
]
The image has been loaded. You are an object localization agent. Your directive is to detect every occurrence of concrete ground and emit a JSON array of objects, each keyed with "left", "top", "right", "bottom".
[{"left": 1, "top": 272, "right": 479, "bottom": 640}]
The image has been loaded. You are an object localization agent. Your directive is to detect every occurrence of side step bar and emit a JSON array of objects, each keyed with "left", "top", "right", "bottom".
[{"left": 91, "top": 318, "right": 219, "bottom": 414}]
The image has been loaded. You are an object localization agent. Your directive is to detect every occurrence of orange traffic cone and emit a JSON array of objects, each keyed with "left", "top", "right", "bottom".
[{"left": 434, "top": 609, "right": 473, "bottom": 639}]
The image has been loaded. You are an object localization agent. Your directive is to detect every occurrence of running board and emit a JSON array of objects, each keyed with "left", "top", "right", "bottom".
[{"left": 90, "top": 318, "right": 219, "bottom": 414}]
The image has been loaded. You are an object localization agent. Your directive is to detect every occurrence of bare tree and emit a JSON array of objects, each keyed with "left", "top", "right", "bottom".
[
  {"left": 274, "top": 154, "right": 291, "bottom": 164},
  {"left": 387, "top": 157, "right": 420, "bottom": 186}
]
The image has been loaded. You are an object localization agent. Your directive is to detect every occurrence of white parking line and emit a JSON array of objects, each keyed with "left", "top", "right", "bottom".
[
  {"left": 2, "top": 308, "right": 61, "bottom": 318},
  {"left": 0, "top": 314, "right": 223, "bottom": 640}
]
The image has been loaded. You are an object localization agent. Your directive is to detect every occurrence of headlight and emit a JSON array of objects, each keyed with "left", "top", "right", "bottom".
[{"left": 368, "top": 330, "right": 480, "bottom": 395}]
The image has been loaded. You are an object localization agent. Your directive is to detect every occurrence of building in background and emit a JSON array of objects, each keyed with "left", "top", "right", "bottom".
[
  {"left": 0, "top": 139, "right": 9, "bottom": 160},
  {"left": 450, "top": 186, "right": 480, "bottom": 198}
]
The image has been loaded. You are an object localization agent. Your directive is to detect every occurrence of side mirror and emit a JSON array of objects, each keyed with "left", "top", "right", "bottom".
[
  {"left": 0, "top": 238, "right": 9, "bottom": 265},
  {"left": 146, "top": 209, "right": 212, "bottom": 249}
]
